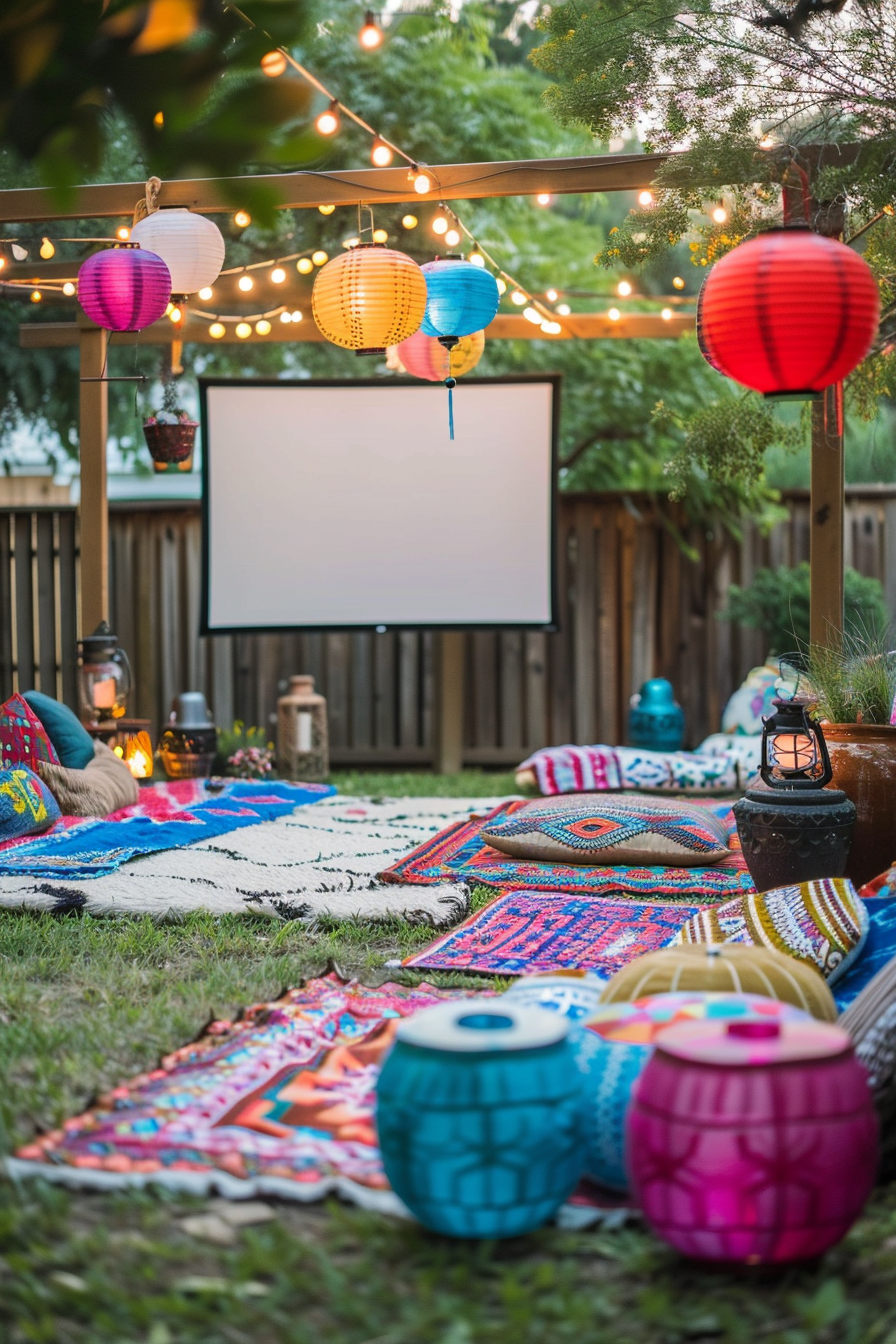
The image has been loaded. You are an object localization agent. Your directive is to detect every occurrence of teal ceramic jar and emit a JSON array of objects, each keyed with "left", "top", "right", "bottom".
[
  {"left": 376, "top": 1000, "right": 585, "bottom": 1238},
  {"left": 628, "top": 678, "right": 685, "bottom": 751}
]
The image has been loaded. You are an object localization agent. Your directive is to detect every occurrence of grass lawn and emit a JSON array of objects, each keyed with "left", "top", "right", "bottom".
[{"left": 2, "top": 771, "right": 896, "bottom": 1344}]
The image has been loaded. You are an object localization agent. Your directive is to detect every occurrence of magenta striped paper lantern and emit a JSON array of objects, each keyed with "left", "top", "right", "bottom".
[{"left": 78, "top": 247, "right": 172, "bottom": 332}]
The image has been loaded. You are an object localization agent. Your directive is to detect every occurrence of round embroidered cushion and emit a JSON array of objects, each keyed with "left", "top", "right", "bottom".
[{"left": 599, "top": 944, "right": 837, "bottom": 1022}]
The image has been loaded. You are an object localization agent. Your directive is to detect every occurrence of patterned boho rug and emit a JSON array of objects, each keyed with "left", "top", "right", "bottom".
[
  {"left": 404, "top": 890, "right": 705, "bottom": 977},
  {"left": 7, "top": 972, "right": 627, "bottom": 1228},
  {"left": 0, "top": 797, "right": 499, "bottom": 923},
  {"left": 381, "top": 801, "right": 754, "bottom": 903}
]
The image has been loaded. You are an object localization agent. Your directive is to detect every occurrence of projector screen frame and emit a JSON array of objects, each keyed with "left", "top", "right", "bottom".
[{"left": 198, "top": 374, "right": 560, "bottom": 635}]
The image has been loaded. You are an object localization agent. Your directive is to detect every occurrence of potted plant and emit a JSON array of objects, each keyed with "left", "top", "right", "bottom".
[{"left": 143, "top": 371, "right": 197, "bottom": 472}]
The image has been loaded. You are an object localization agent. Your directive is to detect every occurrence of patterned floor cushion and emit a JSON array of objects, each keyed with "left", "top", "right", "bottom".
[
  {"left": 0, "top": 693, "right": 60, "bottom": 772},
  {"left": 0, "top": 765, "right": 61, "bottom": 840},
  {"left": 480, "top": 794, "right": 731, "bottom": 867}
]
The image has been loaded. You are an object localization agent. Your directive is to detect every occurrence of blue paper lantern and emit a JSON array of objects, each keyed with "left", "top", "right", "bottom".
[
  {"left": 628, "top": 677, "right": 685, "bottom": 751},
  {"left": 420, "top": 258, "right": 500, "bottom": 343},
  {"left": 376, "top": 999, "right": 585, "bottom": 1238}
]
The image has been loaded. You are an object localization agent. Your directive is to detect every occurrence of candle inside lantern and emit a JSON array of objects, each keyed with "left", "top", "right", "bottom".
[
  {"left": 297, "top": 711, "right": 313, "bottom": 752},
  {"left": 92, "top": 677, "right": 117, "bottom": 709}
]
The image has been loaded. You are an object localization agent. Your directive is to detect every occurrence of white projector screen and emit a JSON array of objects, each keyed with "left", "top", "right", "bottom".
[{"left": 200, "top": 377, "right": 557, "bottom": 632}]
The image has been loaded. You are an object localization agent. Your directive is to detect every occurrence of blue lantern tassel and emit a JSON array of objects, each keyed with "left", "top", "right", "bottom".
[{"left": 446, "top": 376, "right": 456, "bottom": 440}]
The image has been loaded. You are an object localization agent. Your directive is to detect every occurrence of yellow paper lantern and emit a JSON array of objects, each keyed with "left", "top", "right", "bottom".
[
  {"left": 312, "top": 244, "right": 427, "bottom": 353},
  {"left": 390, "top": 328, "right": 485, "bottom": 381}
]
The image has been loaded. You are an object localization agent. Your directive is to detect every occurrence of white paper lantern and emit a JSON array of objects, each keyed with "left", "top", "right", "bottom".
[{"left": 129, "top": 208, "right": 225, "bottom": 295}]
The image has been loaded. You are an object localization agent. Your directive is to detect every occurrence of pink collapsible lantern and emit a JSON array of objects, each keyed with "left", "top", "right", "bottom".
[
  {"left": 78, "top": 247, "right": 172, "bottom": 332},
  {"left": 628, "top": 1018, "right": 878, "bottom": 1263}
]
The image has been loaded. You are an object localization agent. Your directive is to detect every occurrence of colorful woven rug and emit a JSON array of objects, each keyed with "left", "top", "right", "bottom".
[
  {"left": 380, "top": 801, "right": 754, "bottom": 903},
  {"left": 7, "top": 973, "right": 624, "bottom": 1227},
  {"left": 0, "top": 779, "right": 335, "bottom": 878},
  {"left": 404, "top": 890, "right": 704, "bottom": 977},
  {"left": 834, "top": 896, "right": 896, "bottom": 1013}
]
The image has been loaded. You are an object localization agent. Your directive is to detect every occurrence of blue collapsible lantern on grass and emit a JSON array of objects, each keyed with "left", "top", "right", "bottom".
[
  {"left": 628, "top": 677, "right": 685, "bottom": 751},
  {"left": 420, "top": 258, "right": 500, "bottom": 439},
  {"left": 376, "top": 999, "right": 585, "bottom": 1238}
]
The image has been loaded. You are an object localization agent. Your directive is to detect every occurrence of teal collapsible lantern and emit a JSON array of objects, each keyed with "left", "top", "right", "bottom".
[
  {"left": 628, "top": 677, "right": 685, "bottom": 751},
  {"left": 376, "top": 999, "right": 585, "bottom": 1238},
  {"left": 420, "top": 258, "right": 500, "bottom": 439}
]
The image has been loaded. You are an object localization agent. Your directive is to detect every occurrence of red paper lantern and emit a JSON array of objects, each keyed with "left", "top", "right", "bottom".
[{"left": 697, "top": 228, "right": 880, "bottom": 396}]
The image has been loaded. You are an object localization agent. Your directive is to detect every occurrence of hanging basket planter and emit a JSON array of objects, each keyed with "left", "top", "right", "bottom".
[{"left": 143, "top": 415, "right": 197, "bottom": 471}]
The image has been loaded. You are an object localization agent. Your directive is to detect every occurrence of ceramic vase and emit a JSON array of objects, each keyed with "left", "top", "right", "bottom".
[
  {"left": 628, "top": 1017, "right": 878, "bottom": 1263},
  {"left": 628, "top": 679, "right": 685, "bottom": 752},
  {"left": 823, "top": 724, "right": 896, "bottom": 887},
  {"left": 376, "top": 1000, "right": 585, "bottom": 1238}
]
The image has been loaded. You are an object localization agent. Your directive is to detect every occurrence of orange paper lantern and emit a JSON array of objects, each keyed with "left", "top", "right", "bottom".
[
  {"left": 392, "top": 328, "right": 485, "bottom": 381},
  {"left": 312, "top": 243, "right": 427, "bottom": 353}
]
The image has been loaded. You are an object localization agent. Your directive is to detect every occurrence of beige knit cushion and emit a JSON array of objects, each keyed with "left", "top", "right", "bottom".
[{"left": 37, "top": 740, "right": 139, "bottom": 816}]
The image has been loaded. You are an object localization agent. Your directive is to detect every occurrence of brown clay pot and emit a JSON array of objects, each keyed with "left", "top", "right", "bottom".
[{"left": 822, "top": 723, "right": 896, "bottom": 887}]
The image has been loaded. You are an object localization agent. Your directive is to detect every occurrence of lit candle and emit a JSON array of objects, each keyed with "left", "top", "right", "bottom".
[
  {"left": 297, "top": 711, "right": 313, "bottom": 752},
  {"left": 92, "top": 677, "right": 117, "bottom": 709}
]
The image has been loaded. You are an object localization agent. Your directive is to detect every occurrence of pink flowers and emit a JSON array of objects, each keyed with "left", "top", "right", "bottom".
[{"left": 226, "top": 745, "right": 274, "bottom": 780}]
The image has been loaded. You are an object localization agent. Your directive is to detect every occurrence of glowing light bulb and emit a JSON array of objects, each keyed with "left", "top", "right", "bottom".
[
  {"left": 536, "top": 192, "right": 552, "bottom": 206},
  {"left": 169, "top": 306, "right": 182, "bottom": 323},
  {"left": 165, "top": 302, "right": 174, "bottom": 316},
  {"left": 297, "top": 258, "right": 314, "bottom": 274},
  {"left": 546, "top": 288, "right": 558, "bottom": 302},
  {"left": 432, "top": 215, "right": 449, "bottom": 236},
  {"left": 661, "top": 307, "right": 673, "bottom": 320},
  {"left": 316, "top": 102, "right": 340, "bottom": 136},
  {"left": 290, "top": 309, "right": 302, "bottom": 322},
  {"left": 371, "top": 138, "right": 392, "bottom": 167},
  {"left": 30, "top": 290, "right": 41, "bottom": 303},
  {"left": 541, "top": 320, "right": 562, "bottom": 335},
  {"left": 235, "top": 322, "right": 252, "bottom": 339},
  {"left": 153, "top": 111, "right": 164, "bottom": 128},
  {"left": 523, "top": 306, "right": 542, "bottom": 324},
  {"left": 511, "top": 289, "right": 527, "bottom": 306},
  {"left": 608, "top": 307, "right": 621, "bottom": 321},
  {"left": 445, "top": 228, "right": 461, "bottom": 247},
  {"left": 62, "top": 281, "right": 75, "bottom": 296},
  {"left": 39, "top": 237, "right": 55, "bottom": 259},
  {"left": 402, "top": 214, "right": 418, "bottom": 229},
  {"left": 343, "top": 236, "right": 360, "bottom": 249},
  {"left": 373, "top": 228, "right": 388, "bottom": 243},
  {"left": 359, "top": 11, "right": 383, "bottom": 48},
  {"left": 672, "top": 276, "right": 685, "bottom": 290},
  {"left": 209, "top": 322, "right": 226, "bottom": 339},
  {"left": 638, "top": 190, "right": 654, "bottom": 207},
  {"left": 261, "top": 49, "right": 287, "bottom": 77},
  {"left": 759, "top": 134, "right": 775, "bottom": 149},
  {"left": 234, "top": 211, "right": 251, "bottom": 228},
  {"left": 280, "top": 311, "right": 292, "bottom": 324},
  {"left": 468, "top": 250, "right": 485, "bottom": 268},
  {"left": 311, "top": 250, "right": 328, "bottom": 266},
  {"left": 198, "top": 286, "right": 213, "bottom": 301},
  {"left": 712, "top": 205, "right": 727, "bottom": 224},
  {"left": 318, "top": 204, "right": 335, "bottom": 216},
  {"left": 0, "top": 258, "right": 5, "bottom": 270},
  {"left": 617, "top": 280, "right": 633, "bottom": 297},
  {"left": 496, "top": 277, "right": 507, "bottom": 295},
  {"left": 556, "top": 303, "right": 571, "bottom": 315},
  {"left": 238, "top": 274, "right": 254, "bottom": 291},
  {"left": 256, "top": 319, "right": 272, "bottom": 335},
  {"left": 413, "top": 171, "right": 432, "bottom": 195},
  {"left": 270, "top": 267, "right": 286, "bottom": 285}
]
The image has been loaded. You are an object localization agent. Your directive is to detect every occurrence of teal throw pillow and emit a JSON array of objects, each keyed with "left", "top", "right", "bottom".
[
  {"left": 0, "top": 764, "right": 61, "bottom": 840},
  {"left": 23, "top": 691, "right": 96, "bottom": 770}
]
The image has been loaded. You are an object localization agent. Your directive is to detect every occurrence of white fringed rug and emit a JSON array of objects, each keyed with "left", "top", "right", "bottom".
[{"left": 0, "top": 796, "right": 509, "bottom": 924}]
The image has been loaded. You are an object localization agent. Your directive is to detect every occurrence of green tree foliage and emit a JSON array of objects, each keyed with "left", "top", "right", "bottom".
[{"left": 720, "top": 562, "right": 891, "bottom": 655}]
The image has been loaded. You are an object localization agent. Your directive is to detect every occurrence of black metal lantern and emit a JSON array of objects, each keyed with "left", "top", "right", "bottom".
[{"left": 734, "top": 693, "right": 855, "bottom": 893}]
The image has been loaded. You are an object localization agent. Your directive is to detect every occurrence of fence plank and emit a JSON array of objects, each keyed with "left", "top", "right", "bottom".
[
  {"left": 13, "top": 514, "right": 35, "bottom": 692},
  {"left": 58, "top": 510, "right": 78, "bottom": 710},
  {"left": 35, "top": 512, "right": 56, "bottom": 695}
]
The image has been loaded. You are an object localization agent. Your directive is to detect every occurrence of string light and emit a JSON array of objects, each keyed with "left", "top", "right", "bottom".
[
  {"left": 271, "top": 267, "right": 286, "bottom": 283},
  {"left": 444, "top": 228, "right": 461, "bottom": 247},
  {"left": 608, "top": 307, "right": 621, "bottom": 321},
  {"left": 546, "top": 288, "right": 558, "bottom": 302},
  {"left": 169, "top": 305, "right": 183, "bottom": 322},
  {"left": 0, "top": 257, "right": 5, "bottom": 271},
  {"left": 358, "top": 10, "right": 383, "bottom": 48},
  {"left": 318, "top": 204, "right": 336, "bottom": 215},
  {"left": 280, "top": 311, "right": 293, "bottom": 324},
  {"left": 39, "top": 237, "right": 55, "bottom": 259},
  {"left": 468, "top": 249, "right": 485, "bottom": 268},
  {"left": 256, "top": 319, "right": 272, "bottom": 335},
  {"left": 541, "top": 320, "right": 562, "bottom": 335},
  {"left": 510, "top": 289, "right": 527, "bottom": 306},
  {"left": 638, "top": 190, "right": 654, "bottom": 207},
  {"left": 235, "top": 322, "right": 252, "bottom": 338},
  {"left": 153, "top": 111, "right": 164, "bottom": 128},
  {"left": 402, "top": 214, "right": 418, "bottom": 229},
  {"left": 234, "top": 211, "right": 251, "bottom": 228},
  {"left": 432, "top": 214, "right": 449, "bottom": 236},
  {"left": 261, "top": 50, "right": 287, "bottom": 77},
  {"left": 297, "top": 257, "right": 314, "bottom": 274},
  {"left": 371, "top": 138, "right": 393, "bottom": 167},
  {"left": 496, "top": 277, "right": 507, "bottom": 295},
  {"left": 759, "top": 134, "right": 776, "bottom": 149},
  {"left": 556, "top": 303, "right": 571, "bottom": 315},
  {"left": 672, "top": 276, "right": 685, "bottom": 290},
  {"left": 30, "top": 290, "right": 41, "bottom": 303},
  {"left": 617, "top": 280, "right": 632, "bottom": 297},
  {"left": 198, "top": 286, "right": 214, "bottom": 300},
  {"left": 238, "top": 274, "right": 254, "bottom": 291},
  {"left": 209, "top": 322, "right": 226, "bottom": 338},
  {"left": 661, "top": 307, "right": 673, "bottom": 320},
  {"left": 523, "top": 306, "right": 542, "bottom": 324},
  {"left": 116, "top": 227, "right": 131, "bottom": 241},
  {"left": 62, "top": 281, "right": 75, "bottom": 296},
  {"left": 316, "top": 101, "right": 340, "bottom": 136},
  {"left": 165, "top": 302, "right": 174, "bottom": 316},
  {"left": 311, "top": 250, "right": 328, "bottom": 266},
  {"left": 411, "top": 169, "right": 432, "bottom": 194},
  {"left": 291, "top": 309, "right": 302, "bottom": 322},
  {"left": 536, "top": 192, "right": 552, "bottom": 206},
  {"left": 711, "top": 205, "right": 728, "bottom": 224},
  {"left": 372, "top": 228, "right": 389, "bottom": 243},
  {"left": 343, "top": 236, "right": 360, "bottom": 248}
]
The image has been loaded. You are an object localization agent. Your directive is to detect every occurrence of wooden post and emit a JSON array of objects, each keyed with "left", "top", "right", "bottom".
[
  {"left": 810, "top": 383, "right": 845, "bottom": 647},
  {"left": 434, "top": 631, "right": 465, "bottom": 774},
  {"left": 78, "top": 323, "right": 109, "bottom": 635}
]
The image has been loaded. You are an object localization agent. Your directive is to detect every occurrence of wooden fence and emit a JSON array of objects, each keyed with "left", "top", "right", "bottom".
[{"left": 1, "top": 488, "right": 894, "bottom": 767}]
